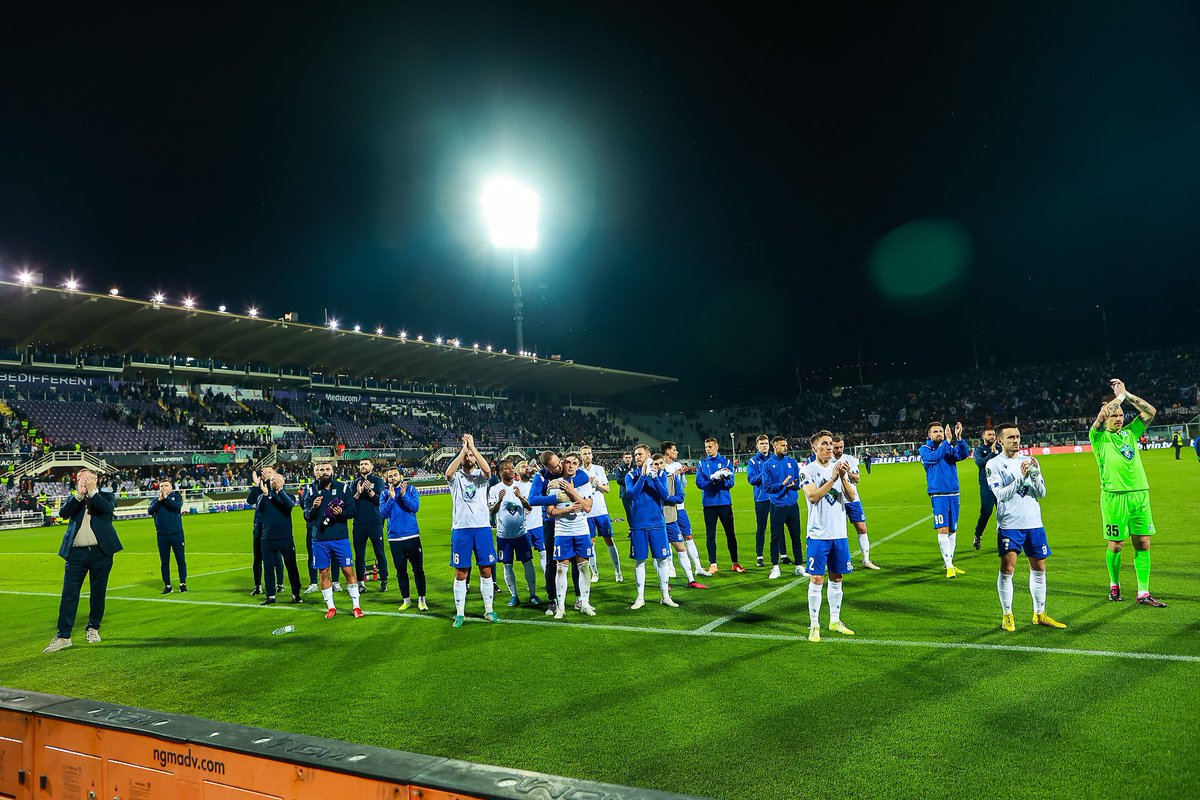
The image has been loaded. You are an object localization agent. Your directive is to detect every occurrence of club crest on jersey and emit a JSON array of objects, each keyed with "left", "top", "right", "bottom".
[
  {"left": 463, "top": 484, "right": 477, "bottom": 499},
  {"left": 506, "top": 503, "right": 521, "bottom": 516},
  {"left": 825, "top": 493, "right": 838, "bottom": 506},
  {"left": 1119, "top": 444, "right": 1135, "bottom": 461}
]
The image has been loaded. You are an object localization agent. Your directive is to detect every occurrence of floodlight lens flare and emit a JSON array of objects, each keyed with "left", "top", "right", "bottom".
[{"left": 483, "top": 178, "right": 539, "bottom": 250}]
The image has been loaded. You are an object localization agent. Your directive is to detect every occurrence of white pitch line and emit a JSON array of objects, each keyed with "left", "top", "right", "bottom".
[
  {"left": 694, "top": 514, "right": 932, "bottom": 634},
  {"left": 110, "top": 564, "right": 251, "bottom": 590},
  {"left": 4, "top": 590, "right": 1197, "bottom": 664},
  {"left": 0, "top": 552, "right": 252, "bottom": 556}
]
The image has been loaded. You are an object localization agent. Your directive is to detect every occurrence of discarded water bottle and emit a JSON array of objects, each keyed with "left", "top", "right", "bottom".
[{"left": 272, "top": 625, "right": 296, "bottom": 636}]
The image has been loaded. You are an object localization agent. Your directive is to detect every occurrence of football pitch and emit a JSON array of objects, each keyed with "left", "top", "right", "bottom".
[{"left": 3, "top": 450, "right": 1198, "bottom": 799}]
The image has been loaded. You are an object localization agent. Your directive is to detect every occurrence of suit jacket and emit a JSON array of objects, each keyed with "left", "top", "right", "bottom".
[{"left": 58, "top": 489, "right": 122, "bottom": 559}]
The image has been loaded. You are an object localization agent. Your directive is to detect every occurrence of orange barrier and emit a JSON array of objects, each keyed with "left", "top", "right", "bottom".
[{"left": 0, "top": 687, "right": 699, "bottom": 800}]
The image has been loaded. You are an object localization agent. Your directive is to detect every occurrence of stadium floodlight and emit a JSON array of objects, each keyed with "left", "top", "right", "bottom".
[
  {"left": 473, "top": 342, "right": 479, "bottom": 350},
  {"left": 451, "top": 338, "right": 461, "bottom": 347},
  {"left": 183, "top": 297, "right": 195, "bottom": 308},
  {"left": 435, "top": 336, "right": 444, "bottom": 345},
  {"left": 109, "top": 288, "right": 120, "bottom": 296},
  {"left": 64, "top": 278, "right": 79, "bottom": 291},
  {"left": 247, "top": 306, "right": 259, "bottom": 317},
  {"left": 218, "top": 304, "right": 227, "bottom": 312},
  {"left": 399, "top": 330, "right": 407, "bottom": 339},
  {"left": 376, "top": 327, "right": 384, "bottom": 335},
  {"left": 16, "top": 271, "right": 33, "bottom": 285},
  {"left": 153, "top": 292, "right": 165, "bottom": 303},
  {"left": 353, "top": 324, "right": 361, "bottom": 332},
  {"left": 486, "top": 344, "right": 492, "bottom": 352},
  {"left": 416, "top": 334, "right": 424, "bottom": 341},
  {"left": 328, "top": 319, "right": 339, "bottom": 330},
  {"left": 483, "top": 177, "right": 537, "bottom": 354},
  {"left": 502, "top": 348, "right": 508, "bottom": 354}
]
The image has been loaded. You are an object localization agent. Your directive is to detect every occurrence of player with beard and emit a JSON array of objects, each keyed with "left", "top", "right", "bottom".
[
  {"left": 303, "top": 460, "right": 361, "bottom": 618},
  {"left": 445, "top": 433, "right": 499, "bottom": 627},
  {"left": 350, "top": 459, "right": 389, "bottom": 592}
]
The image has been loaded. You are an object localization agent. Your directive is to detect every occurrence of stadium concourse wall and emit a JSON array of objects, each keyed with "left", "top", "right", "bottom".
[{"left": 0, "top": 686, "right": 701, "bottom": 800}]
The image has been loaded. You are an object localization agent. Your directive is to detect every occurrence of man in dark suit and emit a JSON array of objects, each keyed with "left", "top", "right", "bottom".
[
  {"left": 149, "top": 478, "right": 187, "bottom": 594},
  {"left": 44, "top": 468, "right": 122, "bottom": 653}
]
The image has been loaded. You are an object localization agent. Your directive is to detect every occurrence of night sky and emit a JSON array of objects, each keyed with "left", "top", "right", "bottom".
[{"left": 3, "top": 3, "right": 1199, "bottom": 406}]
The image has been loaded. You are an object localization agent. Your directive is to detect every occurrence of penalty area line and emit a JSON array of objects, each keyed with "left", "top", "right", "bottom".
[{"left": 694, "top": 513, "right": 931, "bottom": 634}]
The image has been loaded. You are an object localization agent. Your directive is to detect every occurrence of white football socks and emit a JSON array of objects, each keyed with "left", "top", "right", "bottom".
[
  {"left": 656, "top": 557, "right": 672, "bottom": 598},
  {"left": 685, "top": 539, "right": 703, "bottom": 572},
  {"left": 322, "top": 587, "right": 335, "bottom": 610},
  {"left": 522, "top": 560, "right": 538, "bottom": 597},
  {"left": 998, "top": 571, "right": 1014, "bottom": 613},
  {"left": 347, "top": 582, "right": 361, "bottom": 609},
  {"left": 589, "top": 553, "right": 599, "bottom": 576},
  {"left": 634, "top": 560, "right": 647, "bottom": 601},
  {"left": 827, "top": 580, "right": 844, "bottom": 625},
  {"left": 607, "top": 543, "right": 622, "bottom": 577},
  {"left": 453, "top": 578, "right": 467, "bottom": 616},
  {"left": 480, "top": 576, "right": 495, "bottom": 613},
  {"left": 677, "top": 548, "right": 695, "bottom": 582},
  {"left": 808, "top": 581, "right": 823, "bottom": 628},
  {"left": 1029, "top": 569, "right": 1046, "bottom": 614},
  {"left": 578, "top": 563, "right": 592, "bottom": 606},
  {"left": 858, "top": 533, "right": 871, "bottom": 562},
  {"left": 938, "top": 534, "right": 954, "bottom": 568},
  {"left": 539, "top": 551, "right": 547, "bottom": 572},
  {"left": 555, "top": 563, "right": 569, "bottom": 607},
  {"left": 503, "top": 563, "right": 517, "bottom": 598}
]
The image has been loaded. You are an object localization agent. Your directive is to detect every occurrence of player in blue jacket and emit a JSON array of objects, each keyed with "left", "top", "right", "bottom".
[
  {"left": 921, "top": 420, "right": 970, "bottom": 578},
  {"left": 746, "top": 434, "right": 788, "bottom": 567},
  {"left": 380, "top": 466, "right": 426, "bottom": 611},
  {"left": 696, "top": 437, "right": 745, "bottom": 573},
  {"left": 624, "top": 445, "right": 678, "bottom": 609},
  {"left": 763, "top": 436, "right": 807, "bottom": 579}
]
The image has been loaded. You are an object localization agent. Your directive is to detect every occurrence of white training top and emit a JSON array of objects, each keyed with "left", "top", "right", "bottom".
[
  {"left": 585, "top": 463, "right": 610, "bottom": 518},
  {"left": 799, "top": 459, "right": 849, "bottom": 541},
  {"left": 553, "top": 475, "right": 593, "bottom": 538},
  {"left": 518, "top": 480, "right": 544, "bottom": 531},
  {"left": 663, "top": 460, "right": 685, "bottom": 512},
  {"left": 835, "top": 453, "right": 862, "bottom": 500},
  {"left": 985, "top": 452, "right": 1047, "bottom": 530},
  {"left": 488, "top": 481, "right": 527, "bottom": 539},
  {"left": 449, "top": 468, "right": 490, "bottom": 530}
]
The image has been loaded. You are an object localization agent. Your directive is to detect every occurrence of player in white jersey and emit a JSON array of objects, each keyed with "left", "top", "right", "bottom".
[
  {"left": 488, "top": 459, "right": 542, "bottom": 608},
  {"left": 580, "top": 445, "right": 623, "bottom": 583},
  {"left": 799, "top": 430, "right": 856, "bottom": 642},
  {"left": 986, "top": 423, "right": 1067, "bottom": 632},
  {"left": 548, "top": 451, "right": 597, "bottom": 618},
  {"left": 661, "top": 442, "right": 708, "bottom": 577},
  {"left": 445, "top": 433, "right": 498, "bottom": 628},
  {"left": 832, "top": 436, "right": 879, "bottom": 569}
]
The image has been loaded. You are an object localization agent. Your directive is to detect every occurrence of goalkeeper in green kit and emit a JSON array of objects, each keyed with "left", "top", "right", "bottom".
[{"left": 1090, "top": 378, "right": 1167, "bottom": 607}]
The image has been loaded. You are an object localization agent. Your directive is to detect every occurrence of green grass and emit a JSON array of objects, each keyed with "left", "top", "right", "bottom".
[{"left": 3, "top": 450, "right": 1199, "bottom": 799}]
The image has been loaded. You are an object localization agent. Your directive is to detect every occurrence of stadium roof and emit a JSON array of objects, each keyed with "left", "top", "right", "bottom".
[{"left": 0, "top": 281, "right": 676, "bottom": 396}]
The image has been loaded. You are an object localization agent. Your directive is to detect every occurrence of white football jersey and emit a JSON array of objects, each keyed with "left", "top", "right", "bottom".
[
  {"left": 799, "top": 460, "right": 849, "bottom": 541},
  {"left": 518, "top": 480, "right": 544, "bottom": 531},
  {"left": 663, "top": 461, "right": 685, "bottom": 511},
  {"left": 835, "top": 453, "right": 862, "bottom": 499},
  {"left": 449, "top": 469, "right": 491, "bottom": 529},
  {"left": 985, "top": 453, "right": 1046, "bottom": 530},
  {"left": 585, "top": 463, "right": 610, "bottom": 517},
  {"left": 553, "top": 474, "right": 594, "bottom": 537},
  {"left": 488, "top": 481, "right": 527, "bottom": 539}
]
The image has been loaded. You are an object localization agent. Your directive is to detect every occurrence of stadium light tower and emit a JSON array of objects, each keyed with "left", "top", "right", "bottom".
[{"left": 483, "top": 178, "right": 538, "bottom": 354}]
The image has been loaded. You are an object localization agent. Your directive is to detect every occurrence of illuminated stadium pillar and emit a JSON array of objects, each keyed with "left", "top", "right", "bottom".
[{"left": 483, "top": 178, "right": 538, "bottom": 355}]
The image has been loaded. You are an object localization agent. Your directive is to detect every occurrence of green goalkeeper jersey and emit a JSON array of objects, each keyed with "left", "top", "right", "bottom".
[{"left": 1089, "top": 416, "right": 1149, "bottom": 493}]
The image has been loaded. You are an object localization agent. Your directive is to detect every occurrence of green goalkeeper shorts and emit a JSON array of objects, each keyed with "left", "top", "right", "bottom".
[{"left": 1100, "top": 490, "right": 1156, "bottom": 541}]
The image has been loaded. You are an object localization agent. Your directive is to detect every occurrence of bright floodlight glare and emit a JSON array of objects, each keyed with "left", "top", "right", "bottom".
[
  {"left": 109, "top": 288, "right": 120, "bottom": 296},
  {"left": 399, "top": 330, "right": 407, "bottom": 338},
  {"left": 328, "top": 319, "right": 339, "bottom": 330},
  {"left": 65, "top": 278, "right": 79, "bottom": 290},
  {"left": 486, "top": 344, "right": 492, "bottom": 352},
  {"left": 248, "top": 307, "right": 259, "bottom": 317},
  {"left": 218, "top": 304, "right": 227, "bottom": 312},
  {"left": 435, "top": 336, "right": 444, "bottom": 345},
  {"left": 483, "top": 178, "right": 538, "bottom": 249},
  {"left": 353, "top": 324, "right": 361, "bottom": 332},
  {"left": 375, "top": 327, "right": 383, "bottom": 335},
  {"left": 183, "top": 297, "right": 195, "bottom": 308},
  {"left": 17, "top": 272, "right": 33, "bottom": 285},
  {"left": 451, "top": 338, "right": 461, "bottom": 347},
  {"left": 153, "top": 292, "right": 165, "bottom": 303},
  {"left": 416, "top": 334, "right": 423, "bottom": 341}
]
